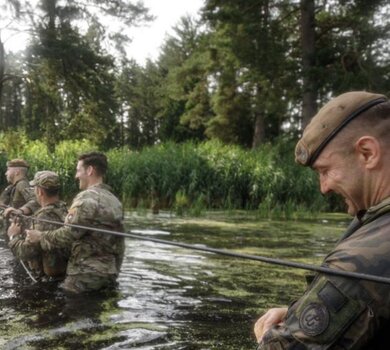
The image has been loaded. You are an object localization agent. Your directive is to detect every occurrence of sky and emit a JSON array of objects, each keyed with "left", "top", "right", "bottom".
[
  {"left": 2, "top": 0, "right": 204, "bottom": 65},
  {"left": 126, "top": 0, "right": 204, "bottom": 64}
]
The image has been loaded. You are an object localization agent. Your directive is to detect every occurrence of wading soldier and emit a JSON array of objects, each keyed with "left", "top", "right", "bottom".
[
  {"left": 254, "top": 91, "right": 390, "bottom": 349},
  {"left": 27, "top": 152, "right": 125, "bottom": 293},
  {"left": 0, "top": 159, "right": 38, "bottom": 214},
  {"left": 7, "top": 171, "right": 68, "bottom": 281},
  {"left": 1, "top": 159, "right": 39, "bottom": 235}
]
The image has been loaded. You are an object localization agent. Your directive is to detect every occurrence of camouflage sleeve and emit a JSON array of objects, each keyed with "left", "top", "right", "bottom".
[
  {"left": 33, "top": 209, "right": 65, "bottom": 232},
  {"left": 40, "top": 225, "right": 76, "bottom": 252},
  {"left": 9, "top": 208, "right": 66, "bottom": 259},
  {"left": 39, "top": 195, "right": 94, "bottom": 251},
  {"left": 258, "top": 275, "right": 372, "bottom": 349},
  {"left": 9, "top": 236, "right": 41, "bottom": 260},
  {"left": 21, "top": 198, "right": 41, "bottom": 215}
]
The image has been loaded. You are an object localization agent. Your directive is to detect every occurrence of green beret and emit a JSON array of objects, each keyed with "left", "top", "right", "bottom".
[
  {"left": 30, "top": 171, "right": 60, "bottom": 190},
  {"left": 295, "top": 91, "right": 388, "bottom": 166},
  {"left": 6, "top": 159, "right": 30, "bottom": 168}
]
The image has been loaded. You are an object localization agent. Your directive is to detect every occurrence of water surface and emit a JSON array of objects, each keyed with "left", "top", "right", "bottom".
[{"left": 0, "top": 211, "right": 349, "bottom": 349}]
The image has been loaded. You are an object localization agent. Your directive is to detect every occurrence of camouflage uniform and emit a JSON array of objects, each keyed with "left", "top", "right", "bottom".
[
  {"left": 39, "top": 183, "right": 125, "bottom": 293},
  {"left": 258, "top": 197, "right": 390, "bottom": 349},
  {"left": 0, "top": 184, "right": 13, "bottom": 206},
  {"left": 9, "top": 201, "right": 69, "bottom": 280},
  {"left": 0, "top": 177, "right": 39, "bottom": 233},
  {"left": 2, "top": 177, "right": 35, "bottom": 209}
]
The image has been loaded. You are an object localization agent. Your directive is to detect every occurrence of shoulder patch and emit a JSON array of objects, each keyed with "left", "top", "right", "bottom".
[{"left": 299, "top": 302, "right": 329, "bottom": 336}]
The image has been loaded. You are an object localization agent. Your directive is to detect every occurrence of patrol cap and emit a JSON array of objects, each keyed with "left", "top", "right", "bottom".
[
  {"left": 30, "top": 171, "right": 61, "bottom": 190},
  {"left": 6, "top": 159, "right": 30, "bottom": 168},
  {"left": 295, "top": 91, "right": 388, "bottom": 166}
]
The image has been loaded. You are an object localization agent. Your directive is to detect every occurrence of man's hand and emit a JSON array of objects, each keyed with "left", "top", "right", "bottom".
[
  {"left": 254, "top": 307, "right": 288, "bottom": 343},
  {"left": 3, "top": 207, "right": 22, "bottom": 219},
  {"left": 26, "top": 229, "right": 42, "bottom": 244},
  {"left": 7, "top": 220, "right": 21, "bottom": 238}
]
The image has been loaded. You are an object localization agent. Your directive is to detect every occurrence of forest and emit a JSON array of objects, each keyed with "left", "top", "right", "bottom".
[{"left": 0, "top": 0, "right": 389, "bottom": 212}]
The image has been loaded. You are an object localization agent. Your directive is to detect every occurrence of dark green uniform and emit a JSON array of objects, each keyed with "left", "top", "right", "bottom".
[
  {"left": 9, "top": 201, "right": 68, "bottom": 281},
  {"left": 0, "top": 184, "right": 13, "bottom": 206},
  {"left": 1, "top": 178, "right": 39, "bottom": 233},
  {"left": 258, "top": 197, "right": 390, "bottom": 349},
  {"left": 1, "top": 177, "right": 35, "bottom": 209},
  {"left": 39, "top": 183, "right": 125, "bottom": 293}
]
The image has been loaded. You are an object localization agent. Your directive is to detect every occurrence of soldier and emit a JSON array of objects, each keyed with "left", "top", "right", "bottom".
[
  {"left": 1, "top": 159, "right": 40, "bottom": 219},
  {"left": 254, "top": 91, "right": 390, "bottom": 349},
  {"left": 7, "top": 171, "right": 68, "bottom": 281},
  {"left": 27, "top": 152, "right": 125, "bottom": 293}
]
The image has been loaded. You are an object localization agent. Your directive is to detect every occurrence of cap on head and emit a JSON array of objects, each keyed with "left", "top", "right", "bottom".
[
  {"left": 6, "top": 159, "right": 29, "bottom": 168},
  {"left": 295, "top": 91, "right": 388, "bottom": 166},
  {"left": 30, "top": 171, "right": 60, "bottom": 190}
]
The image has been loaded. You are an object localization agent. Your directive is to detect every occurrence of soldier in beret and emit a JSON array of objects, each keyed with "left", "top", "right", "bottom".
[
  {"left": 1, "top": 159, "right": 40, "bottom": 219},
  {"left": 254, "top": 91, "right": 390, "bottom": 349},
  {"left": 27, "top": 152, "right": 125, "bottom": 293},
  {"left": 7, "top": 171, "right": 69, "bottom": 281}
]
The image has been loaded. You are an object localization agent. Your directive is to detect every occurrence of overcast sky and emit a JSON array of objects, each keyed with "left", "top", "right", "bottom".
[
  {"left": 127, "top": 0, "right": 204, "bottom": 64},
  {"left": 2, "top": 0, "right": 204, "bottom": 65}
]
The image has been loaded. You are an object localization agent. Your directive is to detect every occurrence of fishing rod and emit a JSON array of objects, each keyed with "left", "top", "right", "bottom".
[{"left": 18, "top": 213, "right": 390, "bottom": 285}]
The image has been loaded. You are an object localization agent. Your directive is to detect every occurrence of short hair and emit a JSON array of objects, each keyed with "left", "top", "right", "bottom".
[
  {"left": 19, "top": 167, "right": 28, "bottom": 177},
  {"left": 78, "top": 152, "right": 108, "bottom": 176},
  {"left": 40, "top": 186, "right": 60, "bottom": 197},
  {"left": 332, "top": 100, "right": 390, "bottom": 153}
]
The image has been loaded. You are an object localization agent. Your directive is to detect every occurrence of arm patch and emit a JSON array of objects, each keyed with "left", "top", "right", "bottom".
[{"left": 287, "top": 276, "right": 369, "bottom": 345}]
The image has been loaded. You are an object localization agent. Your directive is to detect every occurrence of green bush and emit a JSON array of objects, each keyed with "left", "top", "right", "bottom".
[{"left": 0, "top": 131, "right": 336, "bottom": 216}]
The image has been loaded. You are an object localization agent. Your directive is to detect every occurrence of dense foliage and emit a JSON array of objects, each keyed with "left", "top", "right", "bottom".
[
  {"left": 0, "top": 0, "right": 389, "bottom": 149},
  {"left": 0, "top": 135, "right": 335, "bottom": 217}
]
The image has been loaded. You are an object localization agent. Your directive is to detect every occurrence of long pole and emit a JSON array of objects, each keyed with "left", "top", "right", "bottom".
[{"left": 23, "top": 215, "right": 390, "bottom": 285}]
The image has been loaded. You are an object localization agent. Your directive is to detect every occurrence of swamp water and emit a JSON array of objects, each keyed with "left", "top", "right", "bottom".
[{"left": 0, "top": 211, "right": 349, "bottom": 349}]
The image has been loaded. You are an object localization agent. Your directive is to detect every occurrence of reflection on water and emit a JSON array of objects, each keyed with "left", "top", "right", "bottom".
[{"left": 0, "top": 212, "right": 348, "bottom": 349}]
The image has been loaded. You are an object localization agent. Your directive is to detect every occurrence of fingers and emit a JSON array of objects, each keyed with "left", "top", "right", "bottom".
[
  {"left": 254, "top": 315, "right": 265, "bottom": 342},
  {"left": 25, "top": 229, "right": 42, "bottom": 244},
  {"left": 254, "top": 307, "right": 288, "bottom": 343}
]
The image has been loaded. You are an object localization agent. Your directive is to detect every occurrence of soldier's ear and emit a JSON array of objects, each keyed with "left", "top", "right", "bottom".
[
  {"left": 86, "top": 165, "right": 94, "bottom": 176},
  {"left": 355, "top": 136, "right": 380, "bottom": 169}
]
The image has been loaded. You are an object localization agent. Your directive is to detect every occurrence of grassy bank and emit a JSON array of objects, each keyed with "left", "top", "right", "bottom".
[{"left": 0, "top": 134, "right": 337, "bottom": 217}]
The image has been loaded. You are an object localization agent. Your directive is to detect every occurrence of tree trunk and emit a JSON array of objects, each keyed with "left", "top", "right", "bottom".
[
  {"left": 252, "top": 112, "right": 265, "bottom": 149},
  {"left": 0, "top": 39, "right": 4, "bottom": 107},
  {"left": 300, "top": 0, "right": 317, "bottom": 128}
]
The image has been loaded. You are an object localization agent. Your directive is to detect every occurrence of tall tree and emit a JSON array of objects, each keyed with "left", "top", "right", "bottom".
[
  {"left": 202, "top": 0, "right": 295, "bottom": 147},
  {"left": 1, "top": 0, "right": 152, "bottom": 149},
  {"left": 157, "top": 16, "right": 211, "bottom": 142},
  {"left": 300, "top": 0, "right": 317, "bottom": 127},
  {"left": 116, "top": 59, "right": 162, "bottom": 148}
]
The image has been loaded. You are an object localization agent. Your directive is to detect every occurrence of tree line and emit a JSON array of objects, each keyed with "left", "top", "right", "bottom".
[{"left": 0, "top": 0, "right": 389, "bottom": 151}]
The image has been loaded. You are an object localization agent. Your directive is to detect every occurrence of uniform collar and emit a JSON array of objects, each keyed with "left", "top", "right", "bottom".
[{"left": 359, "top": 196, "right": 390, "bottom": 225}]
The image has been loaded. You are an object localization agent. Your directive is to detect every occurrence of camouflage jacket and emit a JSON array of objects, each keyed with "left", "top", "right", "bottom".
[
  {"left": 0, "top": 177, "right": 40, "bottom": 213},
  {"left": 9, "top": 201, "right": 68, "bottom": 279},
  {"left": 0, "top": 184, "right": 13, "bottom": 206},
  {"left": 258, "top": 197, "right": 390, "bottom": 350},
  {"left": 40, "top": 183, "right": 125, "bottom": 276}
]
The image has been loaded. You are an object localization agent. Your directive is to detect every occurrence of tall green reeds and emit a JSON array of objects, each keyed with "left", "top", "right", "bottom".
[
  {"left": 106, "top": 139, "right": 330, "bottom": 216},
  {"left": 0, "top": 132, "right": 333, "bottom": 216}
]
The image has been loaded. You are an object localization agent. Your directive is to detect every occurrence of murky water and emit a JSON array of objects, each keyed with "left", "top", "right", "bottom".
[{"left": 0, "top": 211, "right": 349, "bottom": 349}]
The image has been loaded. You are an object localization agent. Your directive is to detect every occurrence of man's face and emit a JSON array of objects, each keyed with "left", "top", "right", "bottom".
[
  {"left": 75, "top": 161, "right": 89, "bottom": 190},
  {"left": 312, "top": 145, "right": 364, "bottom": 216},
  {"left": 5, "top": 167, "right": 17, "bottom": 184}
]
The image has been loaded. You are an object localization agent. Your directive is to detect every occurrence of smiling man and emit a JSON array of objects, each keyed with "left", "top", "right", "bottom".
[{"left": 254, "top": 91, "right": 390, "bottom": 349}]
